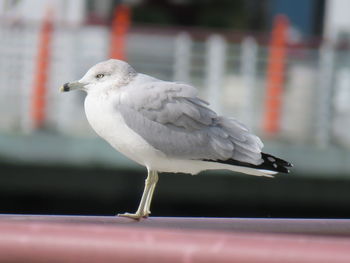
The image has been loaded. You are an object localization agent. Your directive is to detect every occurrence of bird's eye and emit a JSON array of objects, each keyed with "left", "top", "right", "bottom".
[{"left": 96, "top": 74, "right": 105, "bottom": 79}]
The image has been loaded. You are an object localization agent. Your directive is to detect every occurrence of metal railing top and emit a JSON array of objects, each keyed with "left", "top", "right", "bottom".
[{"left": 0, "top": 215, "right": 350, "bottom": 263}]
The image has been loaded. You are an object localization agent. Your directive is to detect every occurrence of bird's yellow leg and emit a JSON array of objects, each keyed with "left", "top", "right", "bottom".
[
  {"left": 118, "top": 170, "right": 158, "bottom": 220},
  {"left": 143, "top": 171, "right": 159, "bottom": 216}
]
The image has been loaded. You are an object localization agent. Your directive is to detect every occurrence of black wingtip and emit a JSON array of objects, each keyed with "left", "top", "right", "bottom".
[
  {"left": 261, "top": 153, "right": 292, "bottom": 174},
  {"left": 203, "top": 153, "right": 292, "bottom": 174}
]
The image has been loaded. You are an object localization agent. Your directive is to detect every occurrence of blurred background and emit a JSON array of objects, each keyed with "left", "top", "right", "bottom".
[{"left": 0, "top": 0, "right": 350, "bottom": 218}]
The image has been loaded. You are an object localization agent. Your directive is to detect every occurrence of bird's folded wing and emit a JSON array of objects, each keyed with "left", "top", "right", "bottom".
[{"left": 117, "top": 81, "right": 263, "bottom": 164}]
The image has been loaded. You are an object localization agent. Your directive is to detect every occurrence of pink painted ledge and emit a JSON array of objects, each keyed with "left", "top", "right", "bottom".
[{"left": 0, "top": 215, "right": 350, "bottom": 263}]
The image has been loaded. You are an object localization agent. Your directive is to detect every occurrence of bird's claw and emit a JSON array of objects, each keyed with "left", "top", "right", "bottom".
[{"left": 118, "top": 211, "right": 150, "bottom": 220}]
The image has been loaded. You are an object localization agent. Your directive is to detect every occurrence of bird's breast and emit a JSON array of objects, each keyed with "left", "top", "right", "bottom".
[{"left": 84, "top": 94, "right": 165, "bottom": 167}]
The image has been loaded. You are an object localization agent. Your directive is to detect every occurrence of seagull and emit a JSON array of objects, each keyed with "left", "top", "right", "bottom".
[{"left": 60, "top": 59, "right": 292, "bottom": 220}]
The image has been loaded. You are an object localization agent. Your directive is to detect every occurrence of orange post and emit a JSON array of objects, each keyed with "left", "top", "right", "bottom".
[
  {"left": 109, "top": 4, "right": 131, "bottom": 60},
  {"left": 31, "top": 10, "right": 53, "bottom": 130},
  {"left": 263, "top": 15, "right": 289, "bottom": 135}
]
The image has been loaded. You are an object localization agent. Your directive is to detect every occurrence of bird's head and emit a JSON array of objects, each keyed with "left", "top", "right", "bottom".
[{"left": 60, "top": 59, "right": 137, "bottom": 94}]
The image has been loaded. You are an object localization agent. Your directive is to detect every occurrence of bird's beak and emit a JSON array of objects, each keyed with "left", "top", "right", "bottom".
[{"left": 59, "top": 81, "right": 86, "bottom": 92}]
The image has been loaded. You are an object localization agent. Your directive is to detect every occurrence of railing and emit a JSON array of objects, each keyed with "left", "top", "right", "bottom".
[{"left": 0, "top": 215, "right": 350, "bottom": 263}]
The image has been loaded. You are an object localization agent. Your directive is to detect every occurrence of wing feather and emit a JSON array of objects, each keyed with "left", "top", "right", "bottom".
[{"left": 117, "top": 77, "right": 263, "bottom": 165}]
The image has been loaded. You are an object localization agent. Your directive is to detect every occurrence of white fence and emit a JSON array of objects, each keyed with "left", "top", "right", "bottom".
[{"left": 0, "top": 21, "right": 349, "bottom": 149}]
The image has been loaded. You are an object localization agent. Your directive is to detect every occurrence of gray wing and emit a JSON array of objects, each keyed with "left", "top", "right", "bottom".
[{"left": 117, "top": 79, "right": 263, "bottom": 165}]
